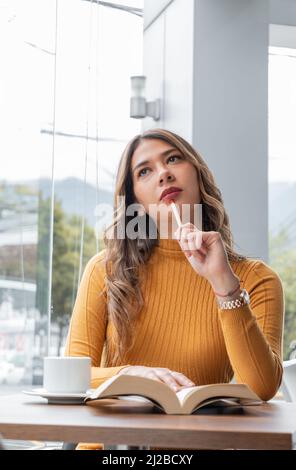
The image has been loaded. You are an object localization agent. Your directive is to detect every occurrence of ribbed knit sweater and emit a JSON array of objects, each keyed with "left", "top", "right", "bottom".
[{"left": 65, "top": 237, "right": 284, "bottom": 403}]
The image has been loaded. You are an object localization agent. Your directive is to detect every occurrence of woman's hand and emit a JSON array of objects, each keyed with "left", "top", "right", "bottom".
[
  {"left": 174, "top": 223, "right": 239, "bottom": 294},
  {"left": 116, "top": 366, "right": 195, "bottom": 392}
]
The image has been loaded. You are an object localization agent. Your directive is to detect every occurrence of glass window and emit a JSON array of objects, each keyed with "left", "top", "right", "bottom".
[
  {"left": 268, "top": 46, "right": 296, "bottom": 360},
  {"left": 0, "top": 0, "right": 143, "bottom": 394}
]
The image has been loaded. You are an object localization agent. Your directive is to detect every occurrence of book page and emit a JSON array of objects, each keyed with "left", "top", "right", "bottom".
[
  {"left": 176, "top": 386, "right": 197, "bottom": 405},
  {"left": 118, "top": 395, "right": 154, "bottom": 404},
  {"left": 86, "top": 375, "right": 182, "bottom": 414},
  {"left": 176, "top": 383, "right": 262, "bottom": 410}
]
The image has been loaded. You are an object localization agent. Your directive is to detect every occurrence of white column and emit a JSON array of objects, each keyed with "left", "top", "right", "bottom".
[{"left": 143, "top": 0, "right": 269, "bottom": 261}]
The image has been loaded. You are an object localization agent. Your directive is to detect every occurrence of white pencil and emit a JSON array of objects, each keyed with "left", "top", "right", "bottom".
[{"left": 170, "top": 201, "right": 182, "bottom": 227}]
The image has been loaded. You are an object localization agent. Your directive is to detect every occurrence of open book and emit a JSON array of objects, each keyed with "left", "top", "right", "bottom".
[{"left": 85, "top": 374, "right": 262, "bottom": 415}]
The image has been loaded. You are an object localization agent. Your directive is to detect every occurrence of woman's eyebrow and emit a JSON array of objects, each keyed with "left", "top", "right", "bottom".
[{"left": 132, "top": 148, "right": 178, "bottom": 174}]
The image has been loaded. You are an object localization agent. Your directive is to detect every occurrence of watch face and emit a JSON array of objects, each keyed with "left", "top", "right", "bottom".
[{"left": 241, "top": 289, "right": 250, "bottom": 303}]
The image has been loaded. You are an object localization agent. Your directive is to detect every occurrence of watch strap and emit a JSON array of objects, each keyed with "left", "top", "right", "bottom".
[{"left": 217, "top": 288, "right": 250, "bottom": 310}]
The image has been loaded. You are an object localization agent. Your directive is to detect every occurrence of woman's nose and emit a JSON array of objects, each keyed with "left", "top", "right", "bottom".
[{"left": 159, "top": 172, "right": 174, "bottom": 184}]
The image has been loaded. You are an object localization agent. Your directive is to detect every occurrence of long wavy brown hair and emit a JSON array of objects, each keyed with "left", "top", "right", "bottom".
[{"left": 103, "top": 128, "right": 245, "bottom": 364}]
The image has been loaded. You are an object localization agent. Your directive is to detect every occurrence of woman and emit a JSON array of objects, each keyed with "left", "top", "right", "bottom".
[{"left": 64, "top": 128, "right": 284, "bottom": 450}]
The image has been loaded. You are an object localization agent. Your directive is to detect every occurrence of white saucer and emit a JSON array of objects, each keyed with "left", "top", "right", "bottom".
[{"left": 22, "top": 388, "right": 89, "bottom": 404}]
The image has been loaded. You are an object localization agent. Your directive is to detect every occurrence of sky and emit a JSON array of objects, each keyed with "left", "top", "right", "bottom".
[
  {"left": 0, "top": 2, "right": 295, "bottom": 187},
  {"left": 268, "top": 47, "right": 296, "bottom": 183},
  {"left": 0, "top": 0, "right": 143, "bottom": 189}
]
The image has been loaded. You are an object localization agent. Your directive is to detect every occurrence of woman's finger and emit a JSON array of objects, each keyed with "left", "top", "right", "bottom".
[
  {"left": 179, "top": 230, "right": 192, "bottom": 256},
  {"left": 186, "top": 232, "right": 198, "bottom": 251},
  {"left": 188, "top": 250, "right": 205, "bottom": 264},
  {"left": 179, "top": 222, "right": 195, "bottom": 231},
  {"left": 170, "top": 371, "right": 195, "bottom": 387},
  {"left": 146, "top": 371, "right": 163, "bottom": 383},
  {"left": 181, "top": 231, "right": 202, "bottom": 259},
  {"left": 155, "top": 371, "right": 181, "bottom": 391},
  {"left": 175, "top": 226, "right": 206, "bottom": 259},
  {"left": 175, "top": 225, "right": 194, "bottom": 240}
]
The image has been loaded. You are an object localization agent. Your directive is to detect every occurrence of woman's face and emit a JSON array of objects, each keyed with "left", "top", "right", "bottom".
[{"left": 131, "top": 139, "right": 201, "bottom": 226}]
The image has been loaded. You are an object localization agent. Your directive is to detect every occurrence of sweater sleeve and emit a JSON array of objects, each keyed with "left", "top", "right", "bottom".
[
  {"left": 64, "top": 251, "right": 131, "bottom": 388},
  {"left": 218, "top": 260, "right": 284, "bottom": 401}
]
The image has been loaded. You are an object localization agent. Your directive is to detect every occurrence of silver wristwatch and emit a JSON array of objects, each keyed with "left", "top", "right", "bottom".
[{"left": 218, "top": 288, "right": 250, "bottom": 310}]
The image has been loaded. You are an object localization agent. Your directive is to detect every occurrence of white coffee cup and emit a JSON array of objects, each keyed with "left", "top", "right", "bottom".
[{"left": 43, "top": 356, "right": 91, "bottom": 393}]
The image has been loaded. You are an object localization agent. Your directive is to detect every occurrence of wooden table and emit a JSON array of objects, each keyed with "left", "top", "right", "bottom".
[{"left": 0, "top": 394, "right": 296, "bottom": 450}]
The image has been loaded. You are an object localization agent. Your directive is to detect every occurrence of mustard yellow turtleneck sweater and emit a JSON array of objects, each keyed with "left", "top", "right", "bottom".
[
  {"left": 65, "top": 237, "right": 284, "bottom": 404},
  {"left": 65, "top": 237, "right": 284, "bottom": 449}
]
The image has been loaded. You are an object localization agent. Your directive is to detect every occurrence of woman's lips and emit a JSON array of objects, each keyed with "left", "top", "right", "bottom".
[{"left": 161, "top": 190, "right": 182, "bottom": 202}]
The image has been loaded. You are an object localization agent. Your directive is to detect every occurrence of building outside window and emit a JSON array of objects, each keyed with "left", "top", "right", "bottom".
[
  {"left": 268, "top": 44, "right": 296, "bottom": 360},
  {"left": 0, "top": 0, "right": 143, "bottom": 394}
]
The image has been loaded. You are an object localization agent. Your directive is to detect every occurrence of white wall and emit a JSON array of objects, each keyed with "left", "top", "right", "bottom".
[
  {"left": 270, "top": 24, "right": 296, "bottom": 48},
  {"left": 269, "top": 0, "right": 296, "bottom": 48},
  {"left": 143, "top": 0, "right": 194, "bottom": 142},
  {"left": 192, "top": 0, "right": 269, "bottom": 260},
  {"left": 269, "top": 0, "right": 296, "bottom": 26},
  {"left": 143, "top": 0, "right": 270, "bottom": 261},
  {"left": 144, "top": 0, "right": 173, "bottom": 29}
]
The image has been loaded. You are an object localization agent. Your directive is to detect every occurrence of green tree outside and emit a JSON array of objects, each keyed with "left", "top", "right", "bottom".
[{"left": 36, "top": 195, "right": 103, "bottom": 355}]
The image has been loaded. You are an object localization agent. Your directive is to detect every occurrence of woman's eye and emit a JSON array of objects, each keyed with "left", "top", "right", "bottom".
[
  {"left": 138, "top": 168, "right": 149, "bottom": 177},
  {"left": 137, "top": 156, "right": 182, "bottom": 177},
  {"left": 168, "top": 155, "right": 181, "bottom": 163}
]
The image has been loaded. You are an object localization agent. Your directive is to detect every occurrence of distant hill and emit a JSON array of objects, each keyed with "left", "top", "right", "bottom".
[
  {"left": 37, "top": 179, "right": 296, "bottom": 247},
  {"left": 38, "top": 177, "right": 114, "bottom": 229},
  {"left": 3, "top": 178, "right": 296, "bottom": 249}
]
